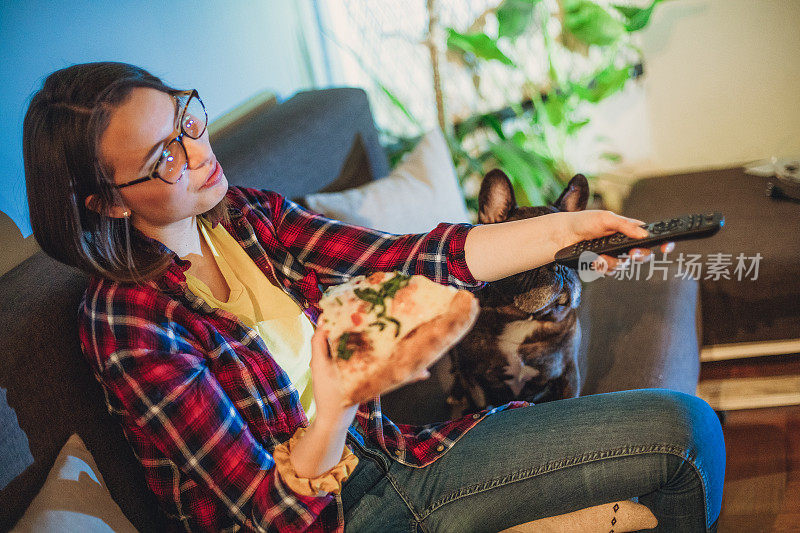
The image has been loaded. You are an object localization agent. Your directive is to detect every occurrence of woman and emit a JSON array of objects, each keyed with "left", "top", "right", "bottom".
[{"left": 24, "top": 62, "right": 724, "bottom": 532}]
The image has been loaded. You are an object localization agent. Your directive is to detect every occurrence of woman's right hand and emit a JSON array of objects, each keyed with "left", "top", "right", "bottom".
[
  {"left": 553, "top": 210, "right": 675, "bottom": 272},
  {"left": 310, "top": 325, "right": 430, "bottom": 422}
]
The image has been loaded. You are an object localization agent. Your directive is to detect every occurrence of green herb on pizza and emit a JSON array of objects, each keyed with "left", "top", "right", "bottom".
[
  {"left": 353, "top": 272, "right": 411, "bottom": 337},
  {"left": 336, "top": 331, "right": 354, "bottom": 360},
  {"left": 318, "top": 270, "right": 472, "bottom": 364}
]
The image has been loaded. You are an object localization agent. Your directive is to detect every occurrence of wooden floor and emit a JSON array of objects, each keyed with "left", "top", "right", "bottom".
[{"left": 702, "top": 355, "right": 800, "bottom": 531}]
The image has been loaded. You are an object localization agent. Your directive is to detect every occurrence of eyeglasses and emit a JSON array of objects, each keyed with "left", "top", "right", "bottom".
[{"left": 114, "top": 89, "right": 208, "bottom": 189}]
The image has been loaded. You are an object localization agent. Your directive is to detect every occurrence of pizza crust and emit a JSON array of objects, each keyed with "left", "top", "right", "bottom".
[{"left": 318, "top": 272, "right": 480, "bottom": 405}]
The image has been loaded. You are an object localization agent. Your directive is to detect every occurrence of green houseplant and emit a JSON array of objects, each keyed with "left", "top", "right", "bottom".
[{"left": 376, "top": 0, "right": 668, "bottom": 216}]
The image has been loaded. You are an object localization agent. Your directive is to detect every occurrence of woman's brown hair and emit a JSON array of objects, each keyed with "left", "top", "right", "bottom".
[{"left": 23, "top": 62, "right": 231, "bottom": 285}]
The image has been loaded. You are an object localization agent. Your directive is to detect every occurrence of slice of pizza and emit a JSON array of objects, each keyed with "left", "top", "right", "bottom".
[{"left": 317, "top": 271, "right": 479, "bottom": 404}]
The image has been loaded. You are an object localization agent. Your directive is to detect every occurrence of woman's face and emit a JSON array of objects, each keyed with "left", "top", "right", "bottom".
[{"left": 95, "top": 87, "right": 228, "bottom": 227}]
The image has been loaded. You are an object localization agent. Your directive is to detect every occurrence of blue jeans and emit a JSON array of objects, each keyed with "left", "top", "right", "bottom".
[{"left": 341, "top": 389, "right": 725, "bottom": 532}]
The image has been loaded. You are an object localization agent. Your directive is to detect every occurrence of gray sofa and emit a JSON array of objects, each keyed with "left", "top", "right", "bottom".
[{"left": 0, "top": 87, "right": 701, "bottom": 531}]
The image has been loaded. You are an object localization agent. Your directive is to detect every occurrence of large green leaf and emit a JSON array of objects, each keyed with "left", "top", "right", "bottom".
[
  {"left": 455, "top": 111, "right": 507, "bottom": 141},
  {"left": 514, "top": 131, "right": 555, "bottom": 168},
  {"left": 612, "top": 0, "right": 663, "bottom": 32},
  {"left": 562, "top": 0, "right": 626, "bottom": 46},
  {"left": 571, "top": 63, "right": 631, "bottom": 103},
  {"left": 496, "top": 0, "right": 542, "bottom": 39},
  {"left": 567, "top": 118, "right": 591, "bottom": 135},
  {"left": 542, "top": 92, "right": 568, "bottom": 126},
  {"left": 446, "top": 28, "right": 515, "bottom": 66},
  {"left": 489, "top": 140, "right": 559, "bottom": 206},
  {"left": 484, "top": 114, "right": 507, "bottom": 140}
]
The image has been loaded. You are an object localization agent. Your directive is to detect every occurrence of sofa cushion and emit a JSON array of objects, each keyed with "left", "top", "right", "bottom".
[
  {"left": 303, "top": 128, "right": 472, "bottom": 233},
  {"left": 11, "top": 434, "right": 137, "bottom": 533}
]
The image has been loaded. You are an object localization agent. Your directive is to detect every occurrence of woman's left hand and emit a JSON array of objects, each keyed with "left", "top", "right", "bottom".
[
  {"left": 554, "top": 210, "right": 675, "bottom": 273},
  {"left": 310, "top": 326, "right": 431, "bottom": 418}
]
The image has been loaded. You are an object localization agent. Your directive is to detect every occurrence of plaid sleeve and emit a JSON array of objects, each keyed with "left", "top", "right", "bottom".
[
  {"left": 81, "top": 288, "right": 334, "bottom": 533},
  {"left": 240, "top": 187, "right": 487, "bottom": 291}
]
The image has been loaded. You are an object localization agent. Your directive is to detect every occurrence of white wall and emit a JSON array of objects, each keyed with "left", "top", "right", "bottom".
[
  {"left": 0, "top": 0, "right": 323, "bottom": 276},
  {"left": 317, "top": 0, "right": 800, "bottom": 184},
  {"left": 606, "top": 0, "right": 800, "bottom": 177}
]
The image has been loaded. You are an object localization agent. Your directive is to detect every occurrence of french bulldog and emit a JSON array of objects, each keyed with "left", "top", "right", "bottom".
[{"left": 447, "top": 169, "right": 588, "bottom": 416}]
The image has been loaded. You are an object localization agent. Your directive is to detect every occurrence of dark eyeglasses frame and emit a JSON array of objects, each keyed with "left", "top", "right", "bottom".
[{"left": 113, "top": 89, "right": 207, "bottom": 189}]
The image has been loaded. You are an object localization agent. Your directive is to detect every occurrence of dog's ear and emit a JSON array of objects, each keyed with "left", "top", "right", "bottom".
[
  {"left": 478, "top": 169, "right": 516, "bottom": 223},
  {"left": 554, "top": 174, "right": 589, "bottom": 212}
]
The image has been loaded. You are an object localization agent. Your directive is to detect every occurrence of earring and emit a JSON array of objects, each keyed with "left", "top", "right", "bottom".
[{"left": 123, "top": 210, "right": 130, "bottom": 217}]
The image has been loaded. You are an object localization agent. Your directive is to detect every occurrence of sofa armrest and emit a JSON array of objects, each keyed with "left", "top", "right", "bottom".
[{"left": 577, "top": 272, "right": 701, "bottom": 396}]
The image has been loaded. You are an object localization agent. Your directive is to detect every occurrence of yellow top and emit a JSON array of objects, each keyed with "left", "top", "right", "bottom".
[{"left": 185, "top": 216, "right": 317, "bottom": 423}]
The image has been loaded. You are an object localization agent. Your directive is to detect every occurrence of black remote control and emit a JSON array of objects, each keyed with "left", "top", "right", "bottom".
[{"left": 553, "top": 212, "right": 725, "bottom": 268}]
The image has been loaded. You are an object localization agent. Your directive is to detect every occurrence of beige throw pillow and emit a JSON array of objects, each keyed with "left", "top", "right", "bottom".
[
  {"left": 303, "top": 128, "right": 471, "bottom": 234},
  {"left": 12, "top": 434, "right": 137, "bottom": 533}
]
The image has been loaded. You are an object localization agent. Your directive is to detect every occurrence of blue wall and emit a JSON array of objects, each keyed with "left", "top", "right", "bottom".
[{"left": 1, "top": 0, "right": 318, "bottom": 239}]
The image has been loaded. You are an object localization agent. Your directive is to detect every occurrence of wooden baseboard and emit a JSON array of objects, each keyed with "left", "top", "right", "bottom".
[
  {"left": 697, "top": 375, "right": 800, "bottom": 411},
  {"left": 700, "top": 338, "right": 800, "bottom": 362}
]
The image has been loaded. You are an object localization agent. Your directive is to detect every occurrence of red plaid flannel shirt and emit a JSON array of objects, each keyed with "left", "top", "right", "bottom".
[{"left": 78, "top": 186, "right": 528, "bottom": 532}]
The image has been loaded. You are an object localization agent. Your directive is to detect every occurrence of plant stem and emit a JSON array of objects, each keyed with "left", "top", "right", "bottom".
[
  {"left": 426, "top": 0, "right": 447, "bottom": 135},
  {"left": 542, "top": 1, "right": 561, "bottom": 87}
]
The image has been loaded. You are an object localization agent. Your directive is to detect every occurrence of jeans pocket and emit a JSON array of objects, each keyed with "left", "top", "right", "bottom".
[{"left": 346, "top": 432, "right": 392, "bottom": 472}]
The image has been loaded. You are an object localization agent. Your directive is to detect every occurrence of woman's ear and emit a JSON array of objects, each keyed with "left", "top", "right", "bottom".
[{"left": 84, "top": 194, "right": 128, "bottom": 218}]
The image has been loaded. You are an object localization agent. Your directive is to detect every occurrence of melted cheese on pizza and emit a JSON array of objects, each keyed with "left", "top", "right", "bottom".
[{"left": 318, "top": 271, "right": 459, "bottom": 360}]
